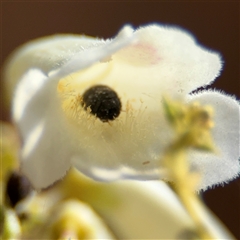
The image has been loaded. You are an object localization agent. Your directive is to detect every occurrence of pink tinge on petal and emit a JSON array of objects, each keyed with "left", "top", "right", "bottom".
[{"left": 115, "top": 42, "right": 161, "bottom": 66}]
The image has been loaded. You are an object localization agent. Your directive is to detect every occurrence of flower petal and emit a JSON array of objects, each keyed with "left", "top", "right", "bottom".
[
  {"left": 54, "top": 25, "right": 134, "bottom": 80},
  {"left": 46, "top": 200, "right": 117, "bottom": 239},
  {"left": 4, "top": 35, "right": 97, "bottom": 104},
  {"left": 4, "top": 25, "right": 134, "bottom": 105},
  {"left": 188, "top": 90, "right": 240, "bottom": 190},
  {"left": 114, "top": 24, "right": 222, "bottom": 95},
  {"left": 60, "top": 169, "right": 235, "bottom": 239},
  {"left": 14, "top": 69, "right": 73, "bottom": 189}
]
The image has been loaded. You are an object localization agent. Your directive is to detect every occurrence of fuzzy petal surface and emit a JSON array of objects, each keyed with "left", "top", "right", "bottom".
[{"left": 188, "top": 91, "right": 240, "bottom": 190}]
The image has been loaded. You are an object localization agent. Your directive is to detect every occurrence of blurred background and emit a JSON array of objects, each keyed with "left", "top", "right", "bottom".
[{"left": 1, "top": 1, "right": 239, "bottom": 238}]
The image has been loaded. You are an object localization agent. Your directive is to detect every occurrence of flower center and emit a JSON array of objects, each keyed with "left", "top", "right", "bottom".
[{"left": 82, "top": 85, "right": 122, "bottom": 122}]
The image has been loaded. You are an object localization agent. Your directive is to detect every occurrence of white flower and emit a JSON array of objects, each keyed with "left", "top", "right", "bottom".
[
  {"left": 4, "top": 24, "right": 240, "bottom": 190},
  {"left": 15, "top": 169, "right": 235, "bottom": 239}
]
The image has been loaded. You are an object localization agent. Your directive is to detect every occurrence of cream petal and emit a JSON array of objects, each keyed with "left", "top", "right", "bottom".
[
  {"left": 13, "top": 69, "right": 48, "bottom": 137},
  {"left": 14, "top": 69, "right": 73, "bottom": 189},
  {"left": 20, "top": 119, "right": 72, "bottom": 190},
  {"left": 4, "top": 25, "right": 134, "bottom": 105},
  {"left": 188, "top": 90, "right": 240, "bottom": 191},
  {"left": 60, "top": 170, "right": 235, "bottom": 239},
  {"left": 100, "top": 181, "right": 235, "bottom": 239},
  {"left": 4, "top": 35, "right": 99, "bottom": 105},
  {"left": 61, "top": 172, "right": 195, "bottom": 239},
  {"left": 114, "top": 24, "right": 222, "bottom": 96},
  {"left": 54, "top": 25, "right": 134, "bottom": 79}
]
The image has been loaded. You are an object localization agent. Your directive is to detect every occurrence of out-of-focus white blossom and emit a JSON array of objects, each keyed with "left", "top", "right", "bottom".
[
  {"left": 3, "top": 24, "right": 240, "bottom": 190},
  {"left": 14, "top": 168, "right": 236, "bottom": 239}
]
